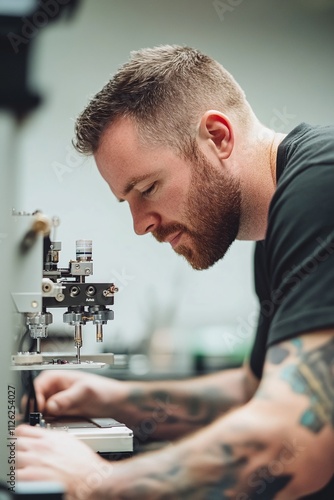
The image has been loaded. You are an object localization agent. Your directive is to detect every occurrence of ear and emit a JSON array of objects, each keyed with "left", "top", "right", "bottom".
[{"left": 198, "top": 110, "right": 234, "bottom": 160}]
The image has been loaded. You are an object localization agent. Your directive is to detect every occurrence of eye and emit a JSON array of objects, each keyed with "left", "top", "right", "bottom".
[{"left": 141, "top": 182, "right": 157, "bottom": 198}]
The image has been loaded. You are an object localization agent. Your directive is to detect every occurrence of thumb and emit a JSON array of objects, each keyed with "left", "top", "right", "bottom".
[{"left": 45, "top": 384, "right": 83, "bottom": 416}]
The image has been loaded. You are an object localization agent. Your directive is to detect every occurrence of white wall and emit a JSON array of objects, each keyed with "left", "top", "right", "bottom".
[{"left": 8, "top": 0, "right": 334, "bottom": 367}]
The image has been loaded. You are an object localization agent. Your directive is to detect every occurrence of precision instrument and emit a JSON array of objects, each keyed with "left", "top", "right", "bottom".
[
  {"left": 11, "top": 211, "right": 118, "bottom": 368},
  {"left": 11, "top": 210, "right": 133, "bottom": 458}
]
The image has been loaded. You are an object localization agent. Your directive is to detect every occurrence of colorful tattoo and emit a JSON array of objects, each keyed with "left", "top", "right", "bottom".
[{"left": 280, "top": 337, "right": 334, "bottom": 432}]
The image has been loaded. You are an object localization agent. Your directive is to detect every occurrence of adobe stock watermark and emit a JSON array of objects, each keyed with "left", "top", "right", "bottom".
[
  {"left": 221, "top": 309, "right": 259, "bottom": 355},
  {"left": 258, "top": 106, "right": 297, "bottom": 142},
  {"left": 7, "top": 385, "right": 17, "bottom": 492},
  {"left": 224, "top": 234, "right": 334, "bottom": 353},
  {"left": 268, "top": 107, "right": 296, "bottom": 133},
  {"left": 109, "top": 268, "right": 135, "bottom": 294},
  {"left": 7, "top": 0, "right": 72, "bottom": 54},
  {"left": 74, "top": 461, "right": 114, "bottom": 500},
  {"left": 237, "top": 438, "right": 306, "bottom": 499},
  {"left": 132, "top": 393, "right": 180, "bottom": 451},
  {"left": 51, "top": 145, "right": 86, "bottom": 183},
  {"left": 213, "top": 0, "right": 245, "bottom": 22}
]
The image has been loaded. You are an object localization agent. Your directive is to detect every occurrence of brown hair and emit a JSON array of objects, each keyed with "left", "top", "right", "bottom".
[{"left": 74, "top": 45, "right": 250, "bottom": 156}]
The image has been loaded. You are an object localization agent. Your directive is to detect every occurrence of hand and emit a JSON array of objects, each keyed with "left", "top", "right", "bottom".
[
  {"left": 16, "top": 424, "right": 115, "bottom": 500},
  {"left": 25, "top": 370, "right": 126, "bottom": 418}
]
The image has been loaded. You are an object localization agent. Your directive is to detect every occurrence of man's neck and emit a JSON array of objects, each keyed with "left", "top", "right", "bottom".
[{"left": 236, "top": 123, "right": 287, "bottom": 241}]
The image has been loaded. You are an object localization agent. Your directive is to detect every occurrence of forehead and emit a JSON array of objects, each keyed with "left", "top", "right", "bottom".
[
  {"left": 96, "top": 119, "right": 156, "bottom": 183},
  {"left": 94, "top": 117, "right": 188, "bottom": 196},
  {"left": 94, "top": 118, "right": 144, "bottom": 178}
]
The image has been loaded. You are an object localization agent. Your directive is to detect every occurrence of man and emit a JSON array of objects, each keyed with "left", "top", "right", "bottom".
[{"left": 17, "top": 45, "right": 334, "bottom": 499}]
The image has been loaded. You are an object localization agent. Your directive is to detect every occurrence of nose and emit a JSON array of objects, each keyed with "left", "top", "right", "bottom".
[{"left": 130, "top": 204, "right": 159, "bottom": 235}]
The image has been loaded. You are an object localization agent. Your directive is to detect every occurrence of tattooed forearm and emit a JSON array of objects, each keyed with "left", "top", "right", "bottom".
[
  {"left": 128, "top": 385, "right": 234, "bottom": 443},
  {"left": 123, "top": 369, "right": 247, "bottom": 441},
  {"left": 108, "top": 432, "right": 294, "bottom": 500}
]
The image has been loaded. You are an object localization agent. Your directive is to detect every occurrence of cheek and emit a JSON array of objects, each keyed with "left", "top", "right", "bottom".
[{"left": 163, "top": 184, "right": 189, "bottom": 216}]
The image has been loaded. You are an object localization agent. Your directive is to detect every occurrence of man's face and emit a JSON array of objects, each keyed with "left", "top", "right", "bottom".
[{"left": 95, "top": 118, "right": 241, "bottom": 270}]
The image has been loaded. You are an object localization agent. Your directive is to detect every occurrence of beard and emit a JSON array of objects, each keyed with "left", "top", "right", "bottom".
[{"left": 153, "top": 142, "right": 241, "bottom": 270}]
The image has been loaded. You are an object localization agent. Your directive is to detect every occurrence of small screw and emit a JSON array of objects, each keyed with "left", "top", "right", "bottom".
[{"left": 31, "top": 301, "right": 38, "bottom": 308}]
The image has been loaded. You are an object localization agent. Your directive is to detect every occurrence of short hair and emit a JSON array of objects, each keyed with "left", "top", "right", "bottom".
[{"left": 74, "top": 45, "right": 250, "bottom": 156}]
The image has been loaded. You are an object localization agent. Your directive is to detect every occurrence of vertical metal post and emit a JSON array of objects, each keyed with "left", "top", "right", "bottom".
[{"left": 0, "top": 112, "right": 16, "bottom": 486}]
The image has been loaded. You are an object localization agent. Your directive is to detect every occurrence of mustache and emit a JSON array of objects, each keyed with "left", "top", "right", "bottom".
[{"left": 153, "top": 223, "right": 189, "bottom": 243}]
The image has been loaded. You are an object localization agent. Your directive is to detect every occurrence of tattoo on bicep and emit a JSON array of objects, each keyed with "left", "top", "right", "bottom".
[
  {"left": 267, "top": 346, "right": 290, "bottom": 365},
  {"left": 280, "top": 337, "right": 334, "bottom": 433}
]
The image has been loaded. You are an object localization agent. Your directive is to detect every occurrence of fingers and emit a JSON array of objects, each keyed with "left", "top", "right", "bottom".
[
  {"left": 44, "top": 382, "right": 86, "bottom": 415},
  {"left": 34, "top": 370, "right": 79, "bottom": 399},
  {"left": 16, "top": 425, "right": 55, "bottom": 455},
  {"left": 16, "top": 423, "right": 46, "bottom": 438},
  {"left": 22, "top": 370, "right": 108, "bottom": 418},
  {"left": 17, "top": 429, "right": 66, "bottom": 483},
  {"left": 16, "top": 423, "right": 112, "bottom": 499},
  {"left": 17, "top": 426, "right": 51, "bottom": 473},
  {"left": 17, "top": 464, "right": 60, "bottom": 482},
  {"left": 16, "top": 425, "right": 80, "bottom": 459},
  {"left": 33, "top": 371, "right": 83, "bottom": 416},
  {"left": 21, "top": 371, "right": 70, "bottom": 414}
]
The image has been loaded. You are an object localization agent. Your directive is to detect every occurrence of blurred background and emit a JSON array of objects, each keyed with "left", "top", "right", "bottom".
[{"left": 1, "top": 0, "right": 334, "bottom": 380}]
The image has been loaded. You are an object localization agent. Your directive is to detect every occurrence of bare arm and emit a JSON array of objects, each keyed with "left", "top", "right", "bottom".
[
  {"left": 32, "top": 364, "right": 251, "bottom": 441},
  {"left": 113, "top": 365, "right": 251, "bottom": 440},
  {"left": 93, "top": 331, "right": 334, "bottom": 499},
  {"left": 18, "top": 331, "right": 334, "bottom": 498}
]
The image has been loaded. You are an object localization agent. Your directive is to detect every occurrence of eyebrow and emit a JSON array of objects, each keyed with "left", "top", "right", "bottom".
[{"left": 118, "top": 173, "right": 155, "bottom": 203}]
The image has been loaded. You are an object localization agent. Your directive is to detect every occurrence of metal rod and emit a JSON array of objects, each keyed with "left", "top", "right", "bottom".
[
  {"left": 74, "top": 324, "right": 82, "bottom": 364},
  {"left": 96, "top": 323, "right": 103, "bottom": 342}
]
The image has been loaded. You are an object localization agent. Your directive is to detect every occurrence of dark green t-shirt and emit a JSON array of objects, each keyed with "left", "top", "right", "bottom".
[{"left": 250, "top": 123, "right": 334, "bottom": 499}]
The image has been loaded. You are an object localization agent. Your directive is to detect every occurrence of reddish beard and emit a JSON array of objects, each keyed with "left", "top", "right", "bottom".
[{"left": 153, "top": 144, "right": 241, "bottom": 270}]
